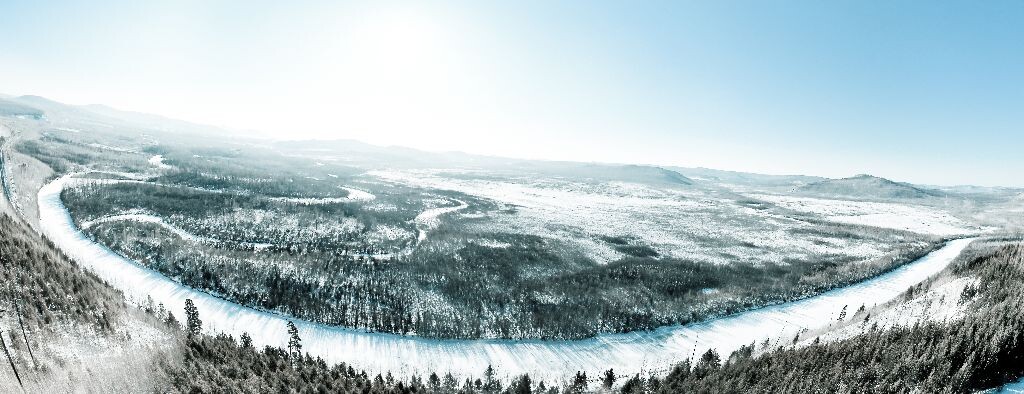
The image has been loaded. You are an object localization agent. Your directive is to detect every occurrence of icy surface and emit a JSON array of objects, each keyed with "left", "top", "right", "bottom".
[
  {"left": 1002, "top": 379, "right": 1024, "bottom": 393},
  {"left": 38, "top": 175, "right": 975, "bottom": 382}
]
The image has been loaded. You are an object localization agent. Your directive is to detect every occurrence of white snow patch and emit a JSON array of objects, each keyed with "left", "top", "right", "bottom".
[
  {"left": 474, "top": 239, "right": 513, "bottom": 249},
  {"left": 751, "top": 194, "right": 981, "bottom": 236},
  {"left": 802, "top": 276, "right": 978, "bottom": 345},
  {"left": 148, "top": 155, "right": 172, "bottom": 169}
]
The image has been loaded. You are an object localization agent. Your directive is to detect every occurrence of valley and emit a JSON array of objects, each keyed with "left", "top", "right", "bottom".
[{"left": 1, "top": 95, "right": 1022, "bottom": 391}]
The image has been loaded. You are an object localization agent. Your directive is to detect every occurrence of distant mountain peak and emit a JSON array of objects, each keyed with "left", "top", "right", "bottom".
[{"left": 799, "top": 174, "right": 942, "bottom": 199}]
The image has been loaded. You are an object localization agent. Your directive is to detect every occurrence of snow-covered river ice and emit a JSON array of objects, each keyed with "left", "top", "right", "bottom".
[{"left": 37, "top": 174, "right": 976, "bottom": 383}]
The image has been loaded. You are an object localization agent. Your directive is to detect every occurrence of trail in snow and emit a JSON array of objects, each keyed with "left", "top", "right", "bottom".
[
  {"left": 266, "top": 186, "right": 376, "bottom": 205},
  {"left": 415, "top": 199, "right": 468, "bottom": 242},
  {"left": 81, "top": 213, "right": 273, "bottom": 251},
  {"left": 37, "top": 174, "right": 976, "bottom": 382}
]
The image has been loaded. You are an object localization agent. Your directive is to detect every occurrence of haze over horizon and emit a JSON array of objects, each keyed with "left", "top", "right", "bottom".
[{"left": 1, "top": 1, "right": 1022, "bottom": 187}]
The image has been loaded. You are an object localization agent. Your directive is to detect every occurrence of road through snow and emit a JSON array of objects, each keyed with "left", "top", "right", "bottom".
[{"left": 37, "top": 174, "right": 975, "bottom": 383}]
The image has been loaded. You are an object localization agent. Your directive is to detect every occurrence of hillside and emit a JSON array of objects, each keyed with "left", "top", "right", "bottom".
[
  {"left": 0, "top": 213, "right": 173, "bottom": 392},
  {"left": 0, "top": 99, "right": 44, "bottom": 120},
  {"left": 670, "top": 166, "right": 825, "bottom": 187},
  {"left": 513, "top": 162, "right": 693, "bottom": 185},
  {"left": 799, "top": 174, "right": 944, "bottom": 199}
]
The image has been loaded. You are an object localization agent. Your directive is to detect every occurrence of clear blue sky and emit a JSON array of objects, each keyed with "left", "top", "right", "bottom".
[{"left": 1, "top": 1, "right": 1021, "bottom": 186}]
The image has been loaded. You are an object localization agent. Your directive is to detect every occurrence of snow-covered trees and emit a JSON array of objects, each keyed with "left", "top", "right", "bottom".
[
  {"left": 184, "top": 298, "right": 201, "bottom": 337},
  {"left": 652, "top": 241, "right": 1024, "bottom": 393},
  {"left": 286, "top": 320, "right": 301, "bottom": 362}
]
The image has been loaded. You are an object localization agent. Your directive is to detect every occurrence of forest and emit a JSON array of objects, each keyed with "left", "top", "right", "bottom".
[
  {"left": 152, "top": 238, "right": 1024, "bottom": 393},
  {"left": 643, "top": 239, "right": 1024, "bottom": 393},
  {"left": 65, "top": 197, "right": 940, "bottom": 340}
]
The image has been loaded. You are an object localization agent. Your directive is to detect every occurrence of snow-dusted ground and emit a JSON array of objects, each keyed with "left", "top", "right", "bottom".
[
  {"left": 341, "top": 186, "right": 375, "bottom": 201},
  {"left": 38, "top": 173, "right": 975, "bottom": 383},
  {"left": 368, "top": 170, "right": 920, "bottom": 265},
  {"left": 751, "top": 194, "right": 984, "bottom": 236},
  {"left": 800, "top": 276, "right": 977, "bottom": 346}
]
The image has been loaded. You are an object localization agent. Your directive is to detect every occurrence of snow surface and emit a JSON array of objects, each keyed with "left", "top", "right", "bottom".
[
  {"left": 267, "top": 186, "right": 376, "bottom": 204},
  {"left": 1001, "top": 379, "right": 1024, "bottom": 393},
  {"left": 804, "top": 276, "right": 977, "bottom": 345},
  {"left": 38, "top": 174, "right": 976, "bottom": 383},
  {"left": 368, "top": 170, "right": 903, "bottom": 265},
  {"left": 751, "top": 194, "right": 982, "bottom": 236},
  {"left": 148, "top": 155, "right": 172, "bottom": 169}
]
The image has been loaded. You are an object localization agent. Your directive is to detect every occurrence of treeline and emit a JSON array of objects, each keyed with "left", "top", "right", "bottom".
[
  {"left": 160, "top": 302, "right": 595, "bottom": 394},
  {"left": 162, "top": 332, "right": 584, "bottom": 394},
  {"left": 642, "top": 240, "right": 1024, "bottom": 393},
  {"left": 144, "top": 144, "right": 364, "bottom": 198},
  {"left": 154, "top": 170, "right": 350, "bottom": 199}
]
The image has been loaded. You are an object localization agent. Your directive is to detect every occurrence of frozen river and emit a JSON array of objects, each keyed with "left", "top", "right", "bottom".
[{"left": 38, "top": 174, "right": 975, "bottom": 383}]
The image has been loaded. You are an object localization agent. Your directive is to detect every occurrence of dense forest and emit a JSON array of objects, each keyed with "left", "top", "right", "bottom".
[
  {"left": 130, "top": 238, "right": 1024, "bottom": 393},
  {"left": 640, "top": 239, "right": 1024, "bottom": 393},
  {"left": 69, "top": 202, "right": 939, "bottom": 340},
  {"left": 0, "top": 214, "right": 125, "bottom": 331}
]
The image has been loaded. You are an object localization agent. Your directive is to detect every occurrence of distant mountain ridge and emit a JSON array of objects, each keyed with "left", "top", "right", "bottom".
[
  {"left": 670, "top": 166, "right": 825, "bottom": 187},
  {"left": 518, "top": 163, "right": 693, "bottom": 185},
  {"left": 4, "top": 95, "right": 230, "bottom": 137},
  {"left": 799, "top": 174, "right": 943, "bottom": 199}
]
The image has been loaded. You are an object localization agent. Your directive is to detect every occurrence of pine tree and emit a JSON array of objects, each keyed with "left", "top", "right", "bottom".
[
  {"left": 240, "top": 332, "right": 253, "bottom": 348},
  {"left": 568, "top": 371, "right": 587, "bottom": 394},
  {"left": 165, "top": 310, "right": 179, "bottom": 329},
  {"left": 483, "top": 364, "right": 502, "bottom": 393},
  {"left": 602, "top": 368, "right": 616, "bottom": 389},
  {"left": 184, "top": 299, "right": 201, "bottom": 337},
  {"left": 287, "top": 320, "right": 302, "bottom": 360},
  {"left": 511, "top": 374, "right": 532, "bottom": 394}
]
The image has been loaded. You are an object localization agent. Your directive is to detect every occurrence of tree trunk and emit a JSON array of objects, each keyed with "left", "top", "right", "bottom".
[{"left": 0, "top": 328, "right": 23, "bottom": 390}]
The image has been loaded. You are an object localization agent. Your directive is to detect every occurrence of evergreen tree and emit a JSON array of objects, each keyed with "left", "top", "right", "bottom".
[
  {"left": 184, "top": 299, "right": 201, "bottom": 337},
  {"left": 164, "top": 310, "right": 179, "bottom": 329},
  {"left": 510, "top": 374, "right": 532, "bottom": 394},
  {"left": 602, "top": 369, "right": 616, "bottom": 389},
  {"left": 567, "top": 371, "right": 587, "bottom": 394},
  {"left": 483, "top": 365, "right": 502, "bottom": 393},
  {"left": 286, "top": 320, "right": 302, "bottom": 360},
  {"left": 240, "top": 332, "right": 253, "bottom": 348}
]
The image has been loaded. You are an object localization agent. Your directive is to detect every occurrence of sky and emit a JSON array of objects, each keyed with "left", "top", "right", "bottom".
[{"left": 0, "top": 1, "right": 1022, "bottom": 187}]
